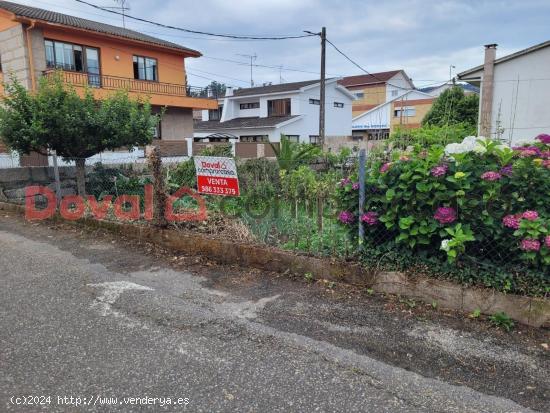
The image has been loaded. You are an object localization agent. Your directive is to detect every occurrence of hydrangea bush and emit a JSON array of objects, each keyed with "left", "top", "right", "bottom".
[{"left": 336, "top": 134, "right": 550, "bottom": 296}]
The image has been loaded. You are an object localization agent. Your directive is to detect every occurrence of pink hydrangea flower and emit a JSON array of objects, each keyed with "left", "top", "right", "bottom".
[
  {"left": 522, "top": 210, "right": 539, "bottom": 221},
  {"left": 361, "top": 211, "right": 379, "bottom": 226},
  {"left": 502, "top": 214, "right": 521, "bottom": 229},
  {"left": 338, "top": 211, "right": 355, "bottom": 225},
  {"left": 545, "top": 235, "right": 550, "bottom": 249},
  {"left": 481, "top": 171, "right": 502, "bottom": 181},
  {"left": 430, "top": 164, "right": 448, "bottom": 177},
  {"left": 379, "top": 162, "right": 392, "bottom": 173},
  {"left": 352, "top": 182, "right": 360, "bottom": 190},
  {"left": 520, "top": 238, "right": 541, "bottom": 252},
  {"left": 536, "top": 134, "right": 550, "bottom": 144},
  {"left": 543, "top": 160, "right": 550, "bottom": 169},
  {"left": 434, "top": 207, "right": 457, "bottom": 224},
  {"left": 339, "top": 177, "right": 351, "bottom": 187}
]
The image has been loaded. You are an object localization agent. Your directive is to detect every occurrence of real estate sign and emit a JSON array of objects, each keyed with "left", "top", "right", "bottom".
[{"left": 194, "top": 156, "right": 240, "bottom": 197}]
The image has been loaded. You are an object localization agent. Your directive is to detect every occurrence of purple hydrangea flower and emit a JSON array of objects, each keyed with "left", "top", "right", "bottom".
[
  {"left": 545, "top": 235, "right": 550, "bottom": 249},
  {"left": 361, "top": 211, "right": 379, "bottom": 226},
  {"left": 522, "top": 210, "right": 539, "bottom": 221},
  {"left": 352, "top": 182, "right": 360, "bottom": 190},
  {"left": 430, "top": 164, "right": 448, "bottom": 177},
  {"left": 520, "top": 238, "right": 541, "bottom": 252},
  {"left": 339, "top": 177, "right": 351, "bottom": 187},
  {"left": 500, "top": 165, "right": 513, "bottom": 176},
  {"left": 338, "top": 211, "right": 355, "bottom": 225},
  {"left": 502, "top": 214, "right": 521, "bottom": 229},
  {"left": 481, "top": 171, "right": 502, "bottom": 181},
  {"left": 434, "top": 207, "right": 457, "bottom": 224},
  {"left": 536, "top": 134, "right": 550, "bottom": 144}
]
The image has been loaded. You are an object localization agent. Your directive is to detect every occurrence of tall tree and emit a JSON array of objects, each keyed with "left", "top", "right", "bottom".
[
  {"left": 0, "top": 73, "right": 159, "bottom": 195},
  {"left": 422, "top": 86, "right": 479, "bottom": 130}
]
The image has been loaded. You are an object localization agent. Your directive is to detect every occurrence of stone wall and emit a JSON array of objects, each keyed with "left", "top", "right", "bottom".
[
  {"left": 0, "top": 166, "right": 78, "bottom": 203},
  {"left": 0, "top": 24, "right": 31, "bottom": 89}
]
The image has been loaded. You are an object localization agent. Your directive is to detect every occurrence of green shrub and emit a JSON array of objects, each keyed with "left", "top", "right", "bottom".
[
  {"left": 336, "top": 135, "right": 550, "bottom": 296},
  {"left": 388, "top": 124, "right": 476, "bottom": 149}
]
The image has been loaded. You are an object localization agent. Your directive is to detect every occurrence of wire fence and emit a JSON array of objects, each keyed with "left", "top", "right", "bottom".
[{"left": 2, "top": 145, "right": 547, "bottom": 296}]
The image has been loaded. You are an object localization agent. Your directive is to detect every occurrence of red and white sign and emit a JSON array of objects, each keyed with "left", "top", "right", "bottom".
[{"left": 194, "top": 156, "right": 240, "bottom": 197}]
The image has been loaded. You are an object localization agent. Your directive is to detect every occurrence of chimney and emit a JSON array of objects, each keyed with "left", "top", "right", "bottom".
[
  {"left": 225, "top": 86, "right": 233, "bottom": 97},
  {"left": 479, "top": 44, "right": 497, "bottom": 137}
]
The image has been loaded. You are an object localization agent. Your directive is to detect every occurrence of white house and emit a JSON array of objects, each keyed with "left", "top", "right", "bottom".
[
  {"left": 194, "top": 78, "right": 354, "bottom": 144},
  {"left": 458, "top": 41, "right": 550, "bottom": 144},
  {"left": 420, "top": 82, "right": 479, "bottom": 97},
  {"left": 351, "top": 89, "right": 435, "bottom": 140}
]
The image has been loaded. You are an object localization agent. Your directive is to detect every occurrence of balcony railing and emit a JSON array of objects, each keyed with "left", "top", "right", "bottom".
[{"left": 42, "top": 70, "right": 218, "bottom": 99}]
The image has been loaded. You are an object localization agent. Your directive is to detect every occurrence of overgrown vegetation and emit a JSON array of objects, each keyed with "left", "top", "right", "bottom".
[{"left": 422, "top": 86, "right": 479, "bottom": 130}]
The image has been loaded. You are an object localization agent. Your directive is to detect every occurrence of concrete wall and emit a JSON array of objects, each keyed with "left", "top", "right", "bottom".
[
  {"left": 489, "top": 46, "right": 550, "bottom": 144},
  {"left": 161, "top": 107, "right": 194, "bottom": 140}
]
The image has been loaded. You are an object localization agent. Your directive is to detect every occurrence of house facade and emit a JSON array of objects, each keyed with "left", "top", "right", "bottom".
[
  {"left": 349, "top": 89, "right": 435, "bottom": 140},
  {"left": 0, "top": 1, "right": 217, "bottom": 167},
  {"left": 338, "top": 70, "right": 415, "bottom": 118},
  {"left": 194, "top": 78, "right": 354, "bottom": 144},
  {"left": 458, "top": 42, "right": 550, "bottom": 144},
  {"left": 338, "top": 70, "right": 435, "bottom": 139}
]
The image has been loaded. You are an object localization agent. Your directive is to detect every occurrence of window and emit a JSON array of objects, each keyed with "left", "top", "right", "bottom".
[
  {"left": 44, "top": 40, "right": 99, "bottom": 75},
  {"left": 133, "top": 55, "right": 158, "bottom": 81},
  {"left": 309, "top": 98, "right": 320, "bottom": 105},
  {"left": 354, "top": 92, "right": 364, "bottom": 99},
  {"left": 391, "top": 90, "right": 399, "bottom": 97},
  {"left": 240, "top": 135, "right": 269, "bottom": 142},
  {"left": 267, "top": 98, "right": 291, "bottom": 116},
  {"left": 352, "top": 134, "right": 364, "bottom": 141},
  {"left": 208, "top": 108, "right": 221, "bottom": 121},
  {"left": 44, "top": 40, "right": 100, "bottom": 86},
  {"left": 394, "top": 107, "right": 416, "bottom": 117},
  {"left": 309, "top": 135, "right": 319, "bottom": 144},
  {"left": 152, "top": 121, "right": 161, "bottom": 139},
  {"left": 285, "top": 135, "right": 300, "bottom": 143},
  {"left": 334, "top": 102, "right": 344, "bottom": 108},
  {"left": 239, "top": 102, "right": 259, "bottom": 110}
]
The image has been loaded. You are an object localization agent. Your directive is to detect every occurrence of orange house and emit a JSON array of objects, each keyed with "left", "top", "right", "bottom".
[{"left": 0, "top": 1, "right": 217, "bottom": 165}]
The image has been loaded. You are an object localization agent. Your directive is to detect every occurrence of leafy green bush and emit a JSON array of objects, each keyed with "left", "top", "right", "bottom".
[
  {"left": 388, "top": 124, "right": 476, "bottom": 149},
  {"left": 336, "top": 135, "right": 550, "bottom": 296}
]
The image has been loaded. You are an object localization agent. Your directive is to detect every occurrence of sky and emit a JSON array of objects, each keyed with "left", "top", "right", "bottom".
[{"left": 14, "top": 0, "right": 550, "bottom": 89}]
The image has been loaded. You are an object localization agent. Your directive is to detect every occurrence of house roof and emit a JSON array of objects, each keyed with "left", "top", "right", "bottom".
[
  {"left": 231, "top": 80, "right": 321, "bottom": 98},
  {"left": 195, "top": 115, "right": 300, "bottom": 131},
  {"left": 0, "top": 1, "right": 200, "bottom": 56},
  {"left": 458, "top": 40, "right": 550, "bottom": 79},
  {"left": 338, "top": 70, "right": 402, "bottom": 87},
  {"left": 420, "top": 82, "right": 480, "bottom": 94}
]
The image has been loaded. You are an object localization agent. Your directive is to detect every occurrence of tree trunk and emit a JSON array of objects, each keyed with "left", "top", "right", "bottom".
[{"left": 75, "top": 158, "right": 86, "bottom": 196}]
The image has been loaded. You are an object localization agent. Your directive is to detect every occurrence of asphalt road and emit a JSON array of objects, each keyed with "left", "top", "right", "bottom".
[{"left": 0, "top": 215, "right": 548, "bottom": 412}]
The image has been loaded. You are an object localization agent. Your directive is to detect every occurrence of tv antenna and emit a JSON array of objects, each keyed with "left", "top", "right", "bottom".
[
  {"left": 237, "top": 53, "right": 257, "bottom": 87},
  {"left": 101, "top": 0, "right": 130, "bottom": 28}
]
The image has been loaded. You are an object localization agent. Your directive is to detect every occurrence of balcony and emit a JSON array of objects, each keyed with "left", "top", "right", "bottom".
[{"left": 42, "top": 70, "right": 218, "bottom": 110}]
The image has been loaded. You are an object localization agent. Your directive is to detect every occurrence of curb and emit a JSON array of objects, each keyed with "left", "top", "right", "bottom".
[{"left": 1, "top": 201, "right": 548, "bottom": 328}]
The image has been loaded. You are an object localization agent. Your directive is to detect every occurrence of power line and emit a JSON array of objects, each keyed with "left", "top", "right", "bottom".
[{"left": 74, "top": 0, "right": 317, "bottom": 40}]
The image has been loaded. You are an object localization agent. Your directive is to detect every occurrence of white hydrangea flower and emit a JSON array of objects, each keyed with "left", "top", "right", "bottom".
[{"left": 440, "top": 239, "right": 451, "bottom": 252}]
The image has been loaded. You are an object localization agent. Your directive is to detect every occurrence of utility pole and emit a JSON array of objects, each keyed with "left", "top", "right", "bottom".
[
  {"left": 319, "top": 27, "right": 326, "bottom": 147},
  {"left": 105, "top": 1, "right": 130, "bottom": 28},
  {"left": 304, "top": 27, "right": 326, "bottom": 146},
  {"left": 237, "top": 53, "right": 257, "bottom": 87}
]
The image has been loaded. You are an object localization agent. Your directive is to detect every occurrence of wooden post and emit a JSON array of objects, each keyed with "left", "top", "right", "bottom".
[{"left": 148, "top": 146, "right": 167, "bottom": 228}]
